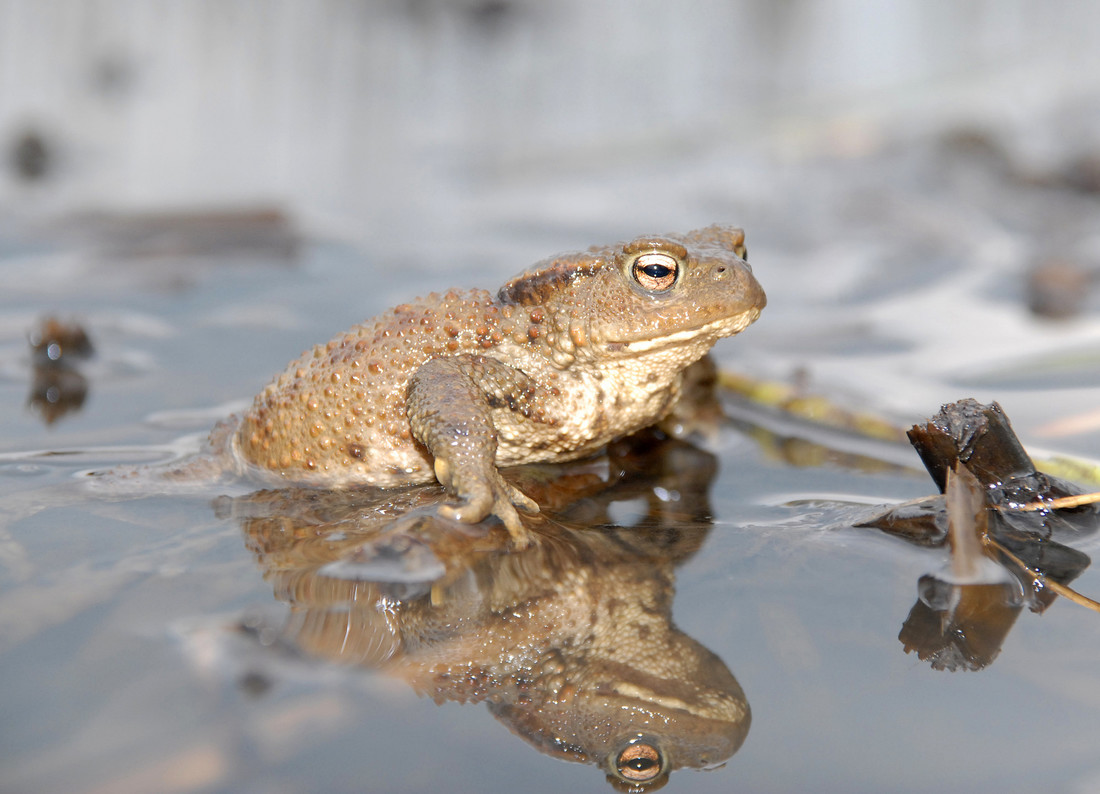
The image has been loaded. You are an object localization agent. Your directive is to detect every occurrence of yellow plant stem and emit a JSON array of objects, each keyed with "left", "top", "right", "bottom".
[
  {"left": 983, "top": 534, "right": 1100, "bottom": 614},
  {"left": 1014, "top": 491, "right": 1100, "bottom": 512}
]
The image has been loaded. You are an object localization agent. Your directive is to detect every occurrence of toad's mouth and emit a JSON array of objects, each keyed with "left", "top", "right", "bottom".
[
  {"left": 610, "top": 681, "right": 744, "bottom": 722},
  {"left": 605, "top": 308, "right": 762, "bottom": 355}
]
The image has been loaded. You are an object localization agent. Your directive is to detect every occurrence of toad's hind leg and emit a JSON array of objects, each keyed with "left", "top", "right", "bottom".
[{"left": 405, "top": 355, "right": 542, "bottom": 548}]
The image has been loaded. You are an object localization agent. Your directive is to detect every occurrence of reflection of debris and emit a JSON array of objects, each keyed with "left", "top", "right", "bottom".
[
  {"left": 858, "top": 399, "right": 1097, "bottom": 671},
  {"left": 26, "top": 317, "right": 94, "bottom": 425},
  {"left": 718, "top": 368, "right": 915, "bottom": 475},
  {"left": 900, "top": 578, "right": 1021, "bottom": 673},
  {"left": 719, "top": 370, "right": 906, "bottom": 444},
  {"left": 29, "top": 367, "right": 89, "bottom": 426}
]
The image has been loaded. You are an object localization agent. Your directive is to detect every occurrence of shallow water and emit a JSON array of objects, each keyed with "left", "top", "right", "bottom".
[{"left": 4, "top": 130, "right": 1100, "bottom": 794}]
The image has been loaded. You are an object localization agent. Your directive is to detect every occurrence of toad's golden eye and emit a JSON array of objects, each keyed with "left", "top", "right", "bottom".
[
  {"left": 615, "top": 740, "right": 663, "bottom": 783},
  {"left": 630, "top": 252, "right": 680, "bottom": 292}
]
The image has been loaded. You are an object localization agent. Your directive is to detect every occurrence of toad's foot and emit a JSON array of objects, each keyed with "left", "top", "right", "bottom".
[
  {"left": 407, "top": 355, "right": 547, "bottom": 548},
  {"left": 434, "top": 458, "right": 540, "bottom": 549}
]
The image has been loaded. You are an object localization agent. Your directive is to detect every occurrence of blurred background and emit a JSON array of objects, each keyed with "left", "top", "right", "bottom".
[{"left": 3, "top": 0, "right": 1100, "bottom": 239}]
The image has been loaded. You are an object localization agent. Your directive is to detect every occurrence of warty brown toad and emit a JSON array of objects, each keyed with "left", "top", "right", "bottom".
[{"left": 233, "top": 225, "right": 765, "bottom": 546}]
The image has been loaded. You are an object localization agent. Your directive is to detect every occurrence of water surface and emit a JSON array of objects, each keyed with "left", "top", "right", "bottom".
[{"left": 3, "top": 132, "right": 1100, "bottom": 793}]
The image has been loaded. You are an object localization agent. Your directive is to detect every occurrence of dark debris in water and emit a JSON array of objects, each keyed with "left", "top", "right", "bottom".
[
  {"left": 26, "top": 317, "right": 94, "bottom": 426},
  {"left": 27, "top": 316, "right": 93, "bottom": 368},
  {"left": 858, "top": 398, "right": 1097, "bottom": 671}
]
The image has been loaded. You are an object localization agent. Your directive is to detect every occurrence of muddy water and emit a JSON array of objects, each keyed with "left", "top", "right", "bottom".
[{"left": 3, "top": 131, "right": 1100, "bottom": 794}]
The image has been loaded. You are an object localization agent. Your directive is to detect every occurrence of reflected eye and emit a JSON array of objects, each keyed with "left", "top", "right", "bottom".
[
  {"left": 615, "top": 741, "right": 663, "bottom": 782},
  {"left": 630, "top": 252, "right": 680, "bottom": 292}
]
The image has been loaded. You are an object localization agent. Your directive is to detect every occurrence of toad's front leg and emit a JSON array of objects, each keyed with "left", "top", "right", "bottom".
[{"left": 405, "top": 355, "right": 542, "bottom": 548}]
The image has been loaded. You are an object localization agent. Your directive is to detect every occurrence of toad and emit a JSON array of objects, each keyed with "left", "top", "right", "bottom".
[{"left": 234, "top": 225, "right": 765, "bottom": 546}]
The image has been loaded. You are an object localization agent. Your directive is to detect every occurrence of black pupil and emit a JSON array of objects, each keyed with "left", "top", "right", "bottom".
[
  {"left": 641, "top": 263, "right": 671, "bottom": 278},
  {"left": 626, "top": 758, "right": 656, "bottom": 771}
]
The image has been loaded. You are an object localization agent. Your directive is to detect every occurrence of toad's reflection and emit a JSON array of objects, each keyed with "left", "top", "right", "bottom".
[{"left": 220, "top": 433, "right": 750, "bottom": 789}]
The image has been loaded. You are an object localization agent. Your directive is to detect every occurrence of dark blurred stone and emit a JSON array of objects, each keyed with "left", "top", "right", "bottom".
[
  {"left": 9, "top": 129, "right": 51, "bottom": 181},
  {"left": 90, "top": 53, "right": 136, "bottom": 99},
  {"left": 1027, "top": 258, "right": 1090, "bottom": 320},
  {"left": 1060, "top": 153, "right": 1100, "bottom": 194},
  {"left": 465, "top": 0, "right": 516, "bottom": 34},
  {"left": 237, "top": 670, "right": 273, "bottom": 698}
]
